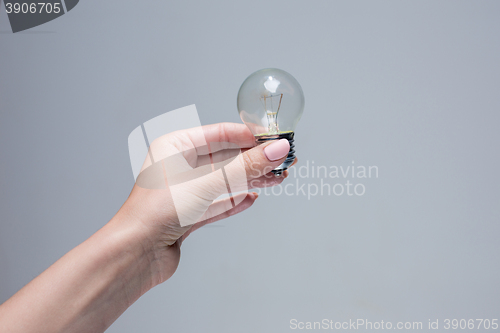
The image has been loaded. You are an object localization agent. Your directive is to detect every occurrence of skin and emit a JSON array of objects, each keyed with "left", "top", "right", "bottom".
[{"left": 0, "top": 123, "right": 297, "bottom": 333}]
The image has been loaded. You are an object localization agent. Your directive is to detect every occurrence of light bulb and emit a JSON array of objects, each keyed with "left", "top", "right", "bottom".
[{"left": 237, "top": 68, "right": 305, "bottom": 176}]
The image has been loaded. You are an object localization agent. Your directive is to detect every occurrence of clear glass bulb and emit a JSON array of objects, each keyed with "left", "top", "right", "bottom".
[
  {"left": 237, "top": 68, "right": 305, "bottom": 175},
  {"left": 237, "top": 68, "right": 305, "bottom": 137}
]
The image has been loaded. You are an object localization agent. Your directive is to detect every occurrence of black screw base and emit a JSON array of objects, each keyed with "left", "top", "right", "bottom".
[{"left": 256, "top": 132, "right": 296, "bottom": 176}]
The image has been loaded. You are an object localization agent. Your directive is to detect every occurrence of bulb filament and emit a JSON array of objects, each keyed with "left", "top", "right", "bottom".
[{"left": 261, "top": 93, "right": 283, "bottom": 134}]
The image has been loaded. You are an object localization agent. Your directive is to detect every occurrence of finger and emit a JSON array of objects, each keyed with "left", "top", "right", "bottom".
[
  {"left": 181, "top": 192, "right": 258, "bottom": 241},
  {"left": 222, "top": 139, "right": 291, "bottom": 189},
  {"left": 182, "top": 123, "right": 257, "bottom": 154},
  {"left": 146, "top": 123, "right": 256, "bottom": 170},
  {"left": 183, "top": 149, "right": 294, "bottom": 177},
  {"left": 195, "top": 148, "right": 242, "bottom": 168},
  {"left": 248, "top": 172, "right": 288, "bottom": 189},
  {"left": 196, "top": 192, "right": 249, "bottom": 222}
]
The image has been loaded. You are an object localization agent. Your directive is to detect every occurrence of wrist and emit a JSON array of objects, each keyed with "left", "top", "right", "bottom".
[
  {"left": 0, "top": 202, "right": 170, "bottom": 333},
  {"left": 109, "top": 194, "right": 180, "bottom": 286},
  {"left": 104, "top": 213, "right": 161, "bottom": 290}
]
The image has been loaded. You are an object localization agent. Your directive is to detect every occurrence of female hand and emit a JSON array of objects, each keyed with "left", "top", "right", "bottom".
[
  {"left": 0, "top": 122, "right": 295, "bottom": 333},
  {"left": 120, "top": 122, "right": 294, "bottom": 284}
]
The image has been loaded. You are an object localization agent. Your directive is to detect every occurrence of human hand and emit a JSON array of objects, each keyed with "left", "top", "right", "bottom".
[
  {"left": 0, "top": 122, "right": 297, "bottom": 333},
  {"left": 119, "top": 123, "right": 295, "bottom": 284}
]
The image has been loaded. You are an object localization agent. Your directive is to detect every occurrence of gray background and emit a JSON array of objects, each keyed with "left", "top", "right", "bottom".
[{"left": 1, "top": 1, "right": 499, "bottom": 332}]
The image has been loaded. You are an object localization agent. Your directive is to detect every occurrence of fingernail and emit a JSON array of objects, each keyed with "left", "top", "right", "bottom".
[{"left": 264, "top": 139, "right": 290, "bottom": 161}]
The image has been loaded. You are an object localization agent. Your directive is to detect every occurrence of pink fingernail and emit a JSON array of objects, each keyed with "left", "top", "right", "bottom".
[{"left": 264, "top": 139, "right": 290, "bottom": 161}]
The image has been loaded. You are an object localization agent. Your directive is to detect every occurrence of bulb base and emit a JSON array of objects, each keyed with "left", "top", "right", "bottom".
[{"left": 256, "top": 132, "right": 296, "bottom": 176}]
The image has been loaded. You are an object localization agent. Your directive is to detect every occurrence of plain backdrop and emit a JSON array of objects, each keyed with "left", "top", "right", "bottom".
[{"left": 1, "top": 1, "right": 499, "bottom": 332}]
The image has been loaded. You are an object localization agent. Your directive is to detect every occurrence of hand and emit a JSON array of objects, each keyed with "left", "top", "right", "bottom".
[
  {"left": 119, "top": 123, "right": 295, "bottom": 284},
  {"left": 0, "top": 122, "right": 296, "bottom": 333}
]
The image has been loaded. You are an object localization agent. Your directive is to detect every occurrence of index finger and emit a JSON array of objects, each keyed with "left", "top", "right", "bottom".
[{"left": 184, "top": 123, "right": 257, "bottom": 154}]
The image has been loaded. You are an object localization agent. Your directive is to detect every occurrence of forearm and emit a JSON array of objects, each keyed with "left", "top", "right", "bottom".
[{"left": 0, "top": 210, "right": 160, "bottom": 333}]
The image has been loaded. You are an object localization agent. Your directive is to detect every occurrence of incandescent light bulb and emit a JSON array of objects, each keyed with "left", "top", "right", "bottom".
[{"left": 237, "top": 68, "right": 305, "bottom": 176}]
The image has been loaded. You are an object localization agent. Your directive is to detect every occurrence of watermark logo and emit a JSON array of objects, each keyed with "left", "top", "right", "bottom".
[
  {"left": 255, "top": 160, "right": 379, "bottom": 199},
  {"left": 1, "top": 0, "right": 79, "bottom": 33}
]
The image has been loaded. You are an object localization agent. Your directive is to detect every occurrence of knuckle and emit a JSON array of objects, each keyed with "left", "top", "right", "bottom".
[
  {"left": 217, "top": 123, "right": 227, "bottom": 143},
  {"left": 242, "top": 152, "right": 260, "bottom": 178}
]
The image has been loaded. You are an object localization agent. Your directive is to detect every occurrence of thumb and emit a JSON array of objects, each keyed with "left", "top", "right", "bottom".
[{"left": 165, "top": 139, "right": 290, "bottom": 227}]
